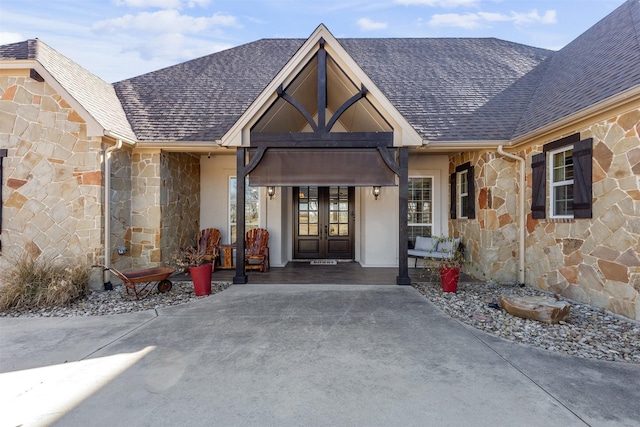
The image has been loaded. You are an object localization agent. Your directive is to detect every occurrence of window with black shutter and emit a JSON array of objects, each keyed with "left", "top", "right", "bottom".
[
  {"left": 530, "top": 134, "right": 592, "bottom": 219},
  {"left": 450, "top": 162, "right": 475, "bottom": 220}
]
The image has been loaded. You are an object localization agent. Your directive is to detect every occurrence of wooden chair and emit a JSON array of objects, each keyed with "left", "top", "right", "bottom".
[
  {"left": 196, "top": 228, "right": 221, "bottom": 263},
  {"left": 245, "top": 228, "right": 269, "bottom": 272}
]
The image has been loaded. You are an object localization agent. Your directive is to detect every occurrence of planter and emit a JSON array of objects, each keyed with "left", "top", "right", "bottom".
[
  {"left": 439, "top": 265, "right": 460, "bottom": 293},
  {"left": 189, "top": 263, "right": 213, "bottom": 296}
]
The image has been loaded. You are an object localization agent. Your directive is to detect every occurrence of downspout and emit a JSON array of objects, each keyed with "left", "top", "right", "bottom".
[
  {"left": 103, "top": 138, "right": 123, "bottom": 290},
  {"left": 497, "top": 146, "right": 525, "bottom": 285}
]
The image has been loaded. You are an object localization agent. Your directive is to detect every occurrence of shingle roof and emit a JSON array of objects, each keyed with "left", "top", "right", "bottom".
[
  {"left": 114, "top": 39, "right": 305, "bottom": 142},
  {"left": 114, "top": 37, "right": 551, "bottom": 142},
  {"left": 0, "top": 39, "right": 136, "bottom": 142},
  {"left": 514, "top": 0, "right": 640, "bottom": 138},
  {"left": 340, "top": 38, "right": 551, "bottom": 141}
]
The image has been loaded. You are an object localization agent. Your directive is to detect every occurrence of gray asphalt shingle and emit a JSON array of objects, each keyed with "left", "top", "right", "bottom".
[
  {"left": 114, "top": 37, "right": 551, "bottom": 142},
  {"left": 515, "top": 0, "right": 640, "bottom": 138}
]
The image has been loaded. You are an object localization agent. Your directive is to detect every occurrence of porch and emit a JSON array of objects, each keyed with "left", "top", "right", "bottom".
[{"left": 172, "top": 262, "right": 474, "bottom": 285}]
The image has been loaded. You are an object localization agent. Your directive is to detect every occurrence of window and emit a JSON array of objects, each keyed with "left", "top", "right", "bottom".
[
  {"left": 550, "top": 146, "right": 573, "bottom": 218},
  {"left": 229, "top": 177, "right": 260, "bottom": 243},
  {"left": 458, "top": 169, "right": 470, "bottom": 218},
  {"left": 408, "top": 177, "right": 434, "bottom": 244},
  {"left": 531, "top": 134, "right": 592, "bottom": 219},
  {"left": 450, "top": 162, "right": 475, "bottom": 220}
]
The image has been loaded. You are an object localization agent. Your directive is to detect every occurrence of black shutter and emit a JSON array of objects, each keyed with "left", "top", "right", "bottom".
[
  {"left": 467, "top": 166, "right": 475, "bottom": 219},
  {"left": 450, "top": 173, "right": 456, "bottom": 219},
  {"left": 573, "top": 138, "right": 593, "bottom": 218},
  {"left": 531, "top": 153, "right": 546, "bottom": 219}
]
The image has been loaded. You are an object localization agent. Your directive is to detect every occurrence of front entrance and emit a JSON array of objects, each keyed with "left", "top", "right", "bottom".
[{"left": 294, "top": 186, "right": 355, "bottom": 259}]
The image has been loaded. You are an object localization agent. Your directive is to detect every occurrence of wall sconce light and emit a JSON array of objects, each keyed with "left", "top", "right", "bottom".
[
  {"left": 267, "top": 186, "right": 276, "bottom": 200},
  {"left": 372, "top": 186, "right": 381, "bottom": 200}
]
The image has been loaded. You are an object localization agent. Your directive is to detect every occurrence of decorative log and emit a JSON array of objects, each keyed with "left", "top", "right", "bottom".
[{"left": 498, "top": 295, "right": 571, "bottom": 324}]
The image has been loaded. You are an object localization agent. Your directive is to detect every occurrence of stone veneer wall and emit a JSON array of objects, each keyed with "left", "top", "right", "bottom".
[
  {"left": 451, "top": 108, "right": 640, "bottom": 320},
  {"left": 526, "top": 109, "right": 640, "bottom": 320},
  {"left": 109, "top": 149, "right": 133, "bottom": 271},
  {"left": 449, "top": 151, "right": 520, "bottom": 283},
  {"left": 159, "top": 152, "right": 200, "bottom": 265},
  {"left": 0, "top": 74, "right": 103, "bottom": 270},
  {"left": 127, "top": 151, "right": 200, "bottom": 269},
  {"left": 130, "top": 150, "right": 162, "bottom": 268}
]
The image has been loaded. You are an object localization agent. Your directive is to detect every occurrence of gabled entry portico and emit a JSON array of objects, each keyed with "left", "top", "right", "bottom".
[{"left": 229, "top": 30, "right": 415, "bottom": 285}]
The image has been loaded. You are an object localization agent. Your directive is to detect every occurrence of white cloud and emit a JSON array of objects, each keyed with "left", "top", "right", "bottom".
[
  {"left": 395, "top": 0, "right": 479, "bottom": 7},
  {"left": 113, "top": 0, "right": 183, "bottom": 8},
  {"left": 357, "top": 18, "right": 388, "bottom": 31},
  {"left": 186, "top": 0, "right": 210, "bottom": 7},
  {"left": 93, "top": 10, "right": 240, "bottom": 34},
  {"left": 430, "top": 9, "right": 557, "bottom": 29},
  {"left": 429, "top": 13, "right": 481, "bottom": 29},
  {"left": 0, "top": 32, "right": 24, "bottom": 45},
  {"left": 512, "top": 9, "right": 557, "bottom": 26},
  {"left": 124, "top": 32, "right": 232, "bottom": 62},
  {"left": 112, "top": 0, "right": 210, "bottom": 8}
]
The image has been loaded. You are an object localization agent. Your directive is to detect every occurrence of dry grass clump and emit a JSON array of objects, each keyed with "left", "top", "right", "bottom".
[{"left": 0, "top": 254, "right": 91, "bottom": 310}]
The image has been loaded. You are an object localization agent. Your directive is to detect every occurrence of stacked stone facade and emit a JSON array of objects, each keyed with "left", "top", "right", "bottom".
[
  {"left": 452, "top": 108, "right": 640, "bottom": 320},
  {"left": 159, "top": 152, "right": 200, "bottom": 265},
  {"left": 0, "top": 73, "right": 202, "bottom": 288},
  {"left": 109, "top": 149, "right": 132, "bottom": 271},
  {"left": 451, "top": 151, "right": 520, "bottom": 283},
  {"left": 0, "top": 74, "right": 103, "bottom": 267}
]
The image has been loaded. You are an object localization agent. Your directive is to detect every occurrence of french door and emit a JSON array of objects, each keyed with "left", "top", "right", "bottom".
[{"left": 293, "top": 186, "right": 354, "bottom": 259}]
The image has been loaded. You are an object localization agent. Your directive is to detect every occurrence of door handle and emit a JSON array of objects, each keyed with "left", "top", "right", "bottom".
[{"left": 324, "top": 225, "right": 328, "bottom": 240}]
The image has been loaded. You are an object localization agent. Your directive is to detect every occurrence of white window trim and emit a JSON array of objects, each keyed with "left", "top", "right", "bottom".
[
  {"left": 549, "top": 145, "right": 574, "bottom": 219},
  {"left": 229, "top": 176, "right": 261, "bottom": 243},
  {"left": 457, "top": 169, "right": 469, "bottom": 219},
  {"left": 408, "top": 175, "right": 434, "bottom": 233}
]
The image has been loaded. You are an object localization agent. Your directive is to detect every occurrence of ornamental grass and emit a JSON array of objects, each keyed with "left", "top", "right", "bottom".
[{"left": 0, "top": 254, "right": 91, "bottom": 310}]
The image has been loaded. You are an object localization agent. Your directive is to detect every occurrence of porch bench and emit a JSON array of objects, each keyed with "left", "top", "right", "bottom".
[{"left": 408, "top": 236, "right": 461, "bottom": 268}]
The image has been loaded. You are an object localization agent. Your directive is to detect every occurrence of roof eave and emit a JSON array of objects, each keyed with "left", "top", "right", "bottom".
[
  {"left": 1, "top": 59, "right": 130, "bottom": 141},
  {"left": 134, "top": 141, "right": 224, "bottom": 152},
  {"left": 510, "top": 84, "right": 640, "bottom": 147},
  {"left": 419, "top": 140, "right": 509, "bottom": 152}
]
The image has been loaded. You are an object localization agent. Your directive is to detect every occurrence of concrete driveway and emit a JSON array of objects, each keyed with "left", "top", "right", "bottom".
[{"left": 1, "top": 284, "right": 639, "bottom": 426}]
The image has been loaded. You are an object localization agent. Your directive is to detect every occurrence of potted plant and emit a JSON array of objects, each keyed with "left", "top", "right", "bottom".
[
  {"left": 420, "top": 237, "right": 465, "bottom": 293},
  {"left": 171, "top": 246, "right": 214, "bottom": 296}
]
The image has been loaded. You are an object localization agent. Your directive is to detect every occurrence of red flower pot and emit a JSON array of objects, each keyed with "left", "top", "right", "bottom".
[
  {"left": 439, "top": 265, "right": 460, "bottom": 293},
  {"left": 189, "top": 263, "right": 212, "bottom": 296}
]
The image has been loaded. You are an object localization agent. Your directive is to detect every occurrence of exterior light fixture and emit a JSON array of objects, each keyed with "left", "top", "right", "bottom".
[
  {"left": 372, "top": 186, "right": 381, "bottom": 200},
  {"left": 267, "top": 186, "right": 276, "bottom": 200}
]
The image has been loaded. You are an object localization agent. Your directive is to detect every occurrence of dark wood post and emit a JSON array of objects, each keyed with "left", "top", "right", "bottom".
[
  {"left": 397, "top": 147, "right": 411, "bottom": 285},
  {"left": 233, "top": 148, "right": 248, "bottom": 284}
]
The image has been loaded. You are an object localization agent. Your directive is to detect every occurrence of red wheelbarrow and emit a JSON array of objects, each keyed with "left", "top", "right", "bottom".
[{"left": 92, "top": 264, "right": 175, "bottom": 300}]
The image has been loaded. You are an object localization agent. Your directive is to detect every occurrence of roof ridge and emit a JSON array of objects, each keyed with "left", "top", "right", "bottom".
[
  {"left": 507, "top": 56, "right": 554, "bottom": 140},
  {"left": 627, "top": 0, "right": 640, "bottom": 53}
]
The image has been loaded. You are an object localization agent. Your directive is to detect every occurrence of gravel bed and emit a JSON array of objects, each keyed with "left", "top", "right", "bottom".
[
  {"left": 0, "top": 281, "right": 230, "bottom": 317},
  {"left": 414, "top": 280, "right": 640, "bottom": 364}
]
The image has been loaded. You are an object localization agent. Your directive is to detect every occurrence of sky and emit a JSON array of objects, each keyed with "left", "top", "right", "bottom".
[{"left": 0, "top": 0, "right": 626, "bottom": 83}]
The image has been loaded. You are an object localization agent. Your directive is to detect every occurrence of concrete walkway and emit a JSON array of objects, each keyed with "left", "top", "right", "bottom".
[{"left": 1, "top": 285, "right": 638, "bottom": 426}]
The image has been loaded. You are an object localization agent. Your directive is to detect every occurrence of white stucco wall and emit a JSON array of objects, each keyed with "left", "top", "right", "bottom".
[
  {"left": 200, "top": 153, "right": 235, "bottom": 244},
  {"left": 359, "top": 186, "right": 398, "bottom": 267},
  {"left": 200, "top": 152, "right": 287, "bottom": 267}
]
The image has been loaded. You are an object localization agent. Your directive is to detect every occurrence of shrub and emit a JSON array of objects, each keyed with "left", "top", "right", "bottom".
[{"left": 0, "top": 254, "right": 91, "bottom": 310}]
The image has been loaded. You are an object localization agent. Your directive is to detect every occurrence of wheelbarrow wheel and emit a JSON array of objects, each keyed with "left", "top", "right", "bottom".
[{"left": 157, "top": 279, "right": 172, "bottom": 293}]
